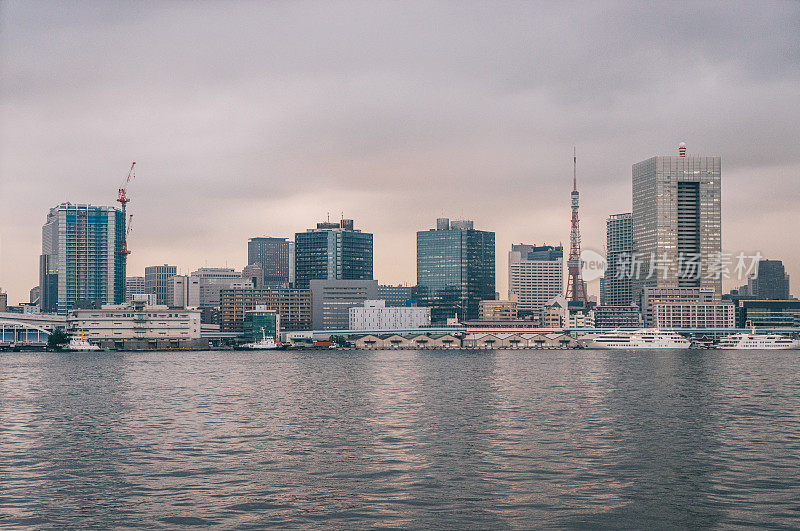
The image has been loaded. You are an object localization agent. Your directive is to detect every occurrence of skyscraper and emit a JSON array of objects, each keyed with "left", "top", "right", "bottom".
[
  {"left": 144, "top": 264, "right": 177, "bottom": 305},
  {"left": 632, "top": 144, "right": 722, "bottom": 298},
  {"left": 747, "top": 259, "right": 790, "bottom": 299},
  {"left": 508, "top": 244, "right": 563, "bottom": 314},
  {"left": 294, "top": 219, "right": 373, "bottom": 290},
  {"left": 247, "top": 237, "right": 292, "bottom": 287},
  {"left": 40, "top": 202, "right": 125, "bottom": 314},
  {"left": 604, "top": 212, "right": 633, "bottom": 306},
  {"left": 417, "top": 218, "right": 495, "bottom": 322}
]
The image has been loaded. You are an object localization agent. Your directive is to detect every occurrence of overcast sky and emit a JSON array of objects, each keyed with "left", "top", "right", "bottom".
[{"left": 1, "top": 1, "right": 799, "bottom": 305}]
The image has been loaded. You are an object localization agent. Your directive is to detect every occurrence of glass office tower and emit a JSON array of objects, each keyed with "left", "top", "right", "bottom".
[
  {"left": 40, "top": 202, "right": 125, "bottom": 314},
  {"left": 294, "top": 219, "right": 373, "bottom": 289},
  {"left": 604, "top": 212, "right": 634, "bottom": 306},
  {"left": 417, "top": 218, "right": 495, "bottom": 322},
  {"left": 632, "top": 149, "right": 721, "bottom": 298},
  {"left": 247, "top": 237, "right": 293, "bottom": 286},
  {"left": 747, "top": 259, "right": 790, "bottom": 299}
]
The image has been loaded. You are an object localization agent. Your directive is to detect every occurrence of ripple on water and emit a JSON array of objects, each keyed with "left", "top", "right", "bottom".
[{"left": 1, "top": 349, "right": 800, "bottom": 528}]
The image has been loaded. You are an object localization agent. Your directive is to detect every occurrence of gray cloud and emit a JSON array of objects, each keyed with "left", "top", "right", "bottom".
[{"left": 1, "top": 0, "right": 799, "bottom": 303}]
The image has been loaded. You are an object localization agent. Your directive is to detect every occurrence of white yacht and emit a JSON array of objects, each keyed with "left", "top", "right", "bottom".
[
  {"left": 239, "top": 328, "right": 278, "bottom": 350},
  {"left": 716, "top": 323, "right": 798, "bottom": 350},
  {"left": 581, "top": 328, "right": 691, "bottom": 349}
]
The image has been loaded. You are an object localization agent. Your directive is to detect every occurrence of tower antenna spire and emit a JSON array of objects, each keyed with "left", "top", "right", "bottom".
[{"left": 573, "top": 146, "right": 577, "bottom": 191}]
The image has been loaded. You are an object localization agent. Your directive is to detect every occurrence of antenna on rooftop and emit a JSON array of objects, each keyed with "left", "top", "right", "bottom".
[{"left": 573, "top": 145, "right": 577, "bottom": 192}]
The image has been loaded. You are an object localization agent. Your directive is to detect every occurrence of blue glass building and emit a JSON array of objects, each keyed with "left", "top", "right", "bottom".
[
  {"left": 40, "top": 203, "right": 125, "bottom": 314},
  {"left": 603, "top": 212, "right": 633, "bottom": 306},
  {"left": 294, "top": 219, "right": 373, "bottom": 289},
  {"left": 417, "top": 218, "right": 495, "bottom": 322}
]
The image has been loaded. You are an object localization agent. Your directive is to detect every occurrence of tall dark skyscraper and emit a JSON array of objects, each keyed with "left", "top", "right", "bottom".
[
  {"left": 40, "top": 202, "right": 125, "bottom": 314},
  {"left": 416, "top": 218, "right": 495, "bottom": 322},
  {"left": 294, "top": 219, "right": 373, "bottom": 290},
  {"left": 247, "top": 237, "right": 292, "bottom": 287},
  {"left": 748, "top": 259, "right": 790, "bottom": 299},
  {"left": 632, "top": 143, "right": 722, "bottom": 297}
]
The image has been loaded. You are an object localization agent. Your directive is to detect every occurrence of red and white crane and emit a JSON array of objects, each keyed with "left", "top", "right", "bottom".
[{"left": 118, "top": 162, "right": 135, "bottom": 256}]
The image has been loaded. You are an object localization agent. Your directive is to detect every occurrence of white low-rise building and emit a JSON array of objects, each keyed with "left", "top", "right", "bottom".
[
  {"left": 653, "top": 301, "right": 735, "bottom": 329},
  {"left": 67, "top": 300, "right": 202, "bottom": 345},
  {"left": 349, "top": 300, "right": 431, "bottom": 330}
]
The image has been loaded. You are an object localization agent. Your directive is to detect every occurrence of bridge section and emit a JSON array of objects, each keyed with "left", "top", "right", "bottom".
[{"left": 0, "top": 319, "right": 52, "bottom": 347}]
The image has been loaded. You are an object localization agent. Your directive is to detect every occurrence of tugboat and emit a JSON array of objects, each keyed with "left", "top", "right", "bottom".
[
  {"left": 63, "top": 330, "right": 101, "bottom": 352},
  {"left": 238, "top": 327, "right": 279, "bottom": 350}
]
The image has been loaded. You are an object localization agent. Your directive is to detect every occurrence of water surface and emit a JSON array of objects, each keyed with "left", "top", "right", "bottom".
[{"left": 2, "top": 349, "right": 799, "bottom": 528}]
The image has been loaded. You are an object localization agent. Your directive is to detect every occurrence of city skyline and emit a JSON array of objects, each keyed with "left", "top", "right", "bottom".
[
  {"left": 2, "top": 2, "right": 800, "bottom": 305},
  {"left": 0, "top": 143, "right": 793, "bottom": 304},
  {"left": 3, "top": 4, "right": 800, "bottom": 528}
]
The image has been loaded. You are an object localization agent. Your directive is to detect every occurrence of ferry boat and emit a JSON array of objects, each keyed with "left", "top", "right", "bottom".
[
  {"left": 716, "top": 323, "right": 798, "bottom": 350},
  {"left": 580, "top": 328, "right": 691, "bottom": 349},
  {"left": 238, "top": 328, "right": 278, "bottom": 350}
]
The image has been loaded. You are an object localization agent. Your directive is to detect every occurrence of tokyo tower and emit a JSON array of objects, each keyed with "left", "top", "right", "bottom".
[{"left": 565, "top": 147, "right": 588, "bottom": 305}]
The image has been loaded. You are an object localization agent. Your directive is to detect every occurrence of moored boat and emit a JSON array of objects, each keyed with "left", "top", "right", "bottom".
[
  {"left": 580, "top": 328, "right": 691, "bottom": 349},
  {"left": 62, "top": 337, "right": 101, "bottom": 352},
  {"left": 716, "top": 322, "right": 798, "bottom": 350},
  {"left": 237, "top": 328, "right": 279, "bottom": 350}
]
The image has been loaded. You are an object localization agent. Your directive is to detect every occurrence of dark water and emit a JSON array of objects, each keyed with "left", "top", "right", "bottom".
[{"left": 2, "top": 349, "right": 800, "bottom": 528}]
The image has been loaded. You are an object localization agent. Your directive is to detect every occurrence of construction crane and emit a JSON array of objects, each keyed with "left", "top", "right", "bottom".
[
  {"left": 117, "top": 162, "right": 135, "bottom": 303},
  {"left": 121, "top": 214, "right": 134, "bottom": 254},
  {"left": 118, "top": 162, "right": 135, "bottom": 256}
]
